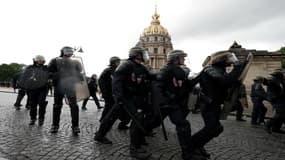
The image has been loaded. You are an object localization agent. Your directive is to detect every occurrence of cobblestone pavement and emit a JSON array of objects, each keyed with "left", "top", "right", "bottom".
[{"left": 0, "top": 92, "right": 284, "bottom": 160}]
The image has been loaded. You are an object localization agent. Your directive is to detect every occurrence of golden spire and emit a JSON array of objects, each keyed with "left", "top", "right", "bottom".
[
  {"left": 143, "top": 4, "right": 169, "bottom": 36},
  {"left": 151, "top": 5, "right": 160, "bottom": 25}
]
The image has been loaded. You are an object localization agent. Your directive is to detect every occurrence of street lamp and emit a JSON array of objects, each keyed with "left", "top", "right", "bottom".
[{"left": 74, "top": 46, "right": 84, "bottom": 53}]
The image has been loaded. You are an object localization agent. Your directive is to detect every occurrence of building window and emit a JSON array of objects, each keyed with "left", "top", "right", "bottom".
[
  {"left": 163, "top": 49, "right": 166, "bottom": 54},
  {"left": 154, "top": 48, "right": 158, "bottom": 54},
  {"left": 162, "top": 37, "right": 165, "bottom": 42},
  {"left": 146, "top": 37, "right": 149, "bottom": 42},
  {"left": 154, "top": 37, "right": 158, "bottom": 41}
]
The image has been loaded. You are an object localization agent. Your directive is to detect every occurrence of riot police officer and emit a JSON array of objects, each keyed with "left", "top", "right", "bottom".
[
  {"left": 232, "top": 83, "right": 247, "bottom": 122},
  {"left": 250, "top": 76, "right": 267, "bottom": 125},
  {"left": 150, "top": 50, "right": 204, "bottom": 160},
  {"left": 99, "top": 56, "right": 130, "bottom": 130},
  {"left": 22, "top": 55, "right": 49, "bottom": 125},
  {"left": 264, "top": 70, "right": 285, "bottom": 134},
  {"left": 48, "top": 46, "right": 83, "bottom": 134},
  {"left": 191, "top": 51, "right": 242, "bottom": 158},
  {"left": 94, "top": 47, "right": 152, "bottom": 159},
  {"left": 81, "top": 74, "right": 102, "bottom": 110},
  {"left": 12, "top": 69, "right": 31, "bottom": 110}
]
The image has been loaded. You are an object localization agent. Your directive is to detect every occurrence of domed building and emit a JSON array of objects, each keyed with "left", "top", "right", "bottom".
[{"left": 136, "top": 7, "right": 173, "bottom": 71}]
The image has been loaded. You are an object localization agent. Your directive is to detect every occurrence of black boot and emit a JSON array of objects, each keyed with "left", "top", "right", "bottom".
[
  {"left": 50, "top": 125, "right": 59, "bottom": 133},
  {"left": 72, "top": 126, "right": 81, "bottom": 135},
  {"left": 199, "top": 147, "right": 211, "bottom": 159},
  {"left": 25, "top": 105, "right": 31, "bottom": 110},
  {"left": 118, "top": 122, "right": 129, "bottom": 130},
  {"left": 81, "top": 106, "right": 87, "bottom": 110},
  {"left": 272, "top": 129, "right": 285, "bottom": 134},
  {"left": 97, "top": 106, "right": 103, "bottom": 109},
  {"left": 94, "top": 132, "right": 112, "bottom": 144},
  {"left": 29, "top": 119, "right": 36, "bottom": 125},
  {"left": 182, "top": 149, "right": 208, "bottom": 160},
  {"left": 265, "top": 123, "right": 272, "bottom": 134},
  {"left": 38, "top": 101, "right": 47, "bottom": 126},
  {"left": 38, "top": 119, "right": 44, "bottom": 126},
  {"left": 130, "top": 146, "right": 152, "bottom": 160}
]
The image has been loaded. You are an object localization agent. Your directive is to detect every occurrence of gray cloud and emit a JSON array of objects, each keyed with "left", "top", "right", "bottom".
[{"left": 170, "top": 0, "right": 285, "bottom": 42}]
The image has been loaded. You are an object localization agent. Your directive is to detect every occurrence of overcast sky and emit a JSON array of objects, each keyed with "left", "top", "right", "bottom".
[{"left": 0, "top": 0, "right": 284, "bottom": 75}]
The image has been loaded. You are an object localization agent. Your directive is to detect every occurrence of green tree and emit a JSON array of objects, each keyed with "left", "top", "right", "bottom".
[
  {"left": 0, "top": 63, "right": 25, "bottom": 81},
  {"left": 280, "top": 47, "right": 285, "bottom": 69}
]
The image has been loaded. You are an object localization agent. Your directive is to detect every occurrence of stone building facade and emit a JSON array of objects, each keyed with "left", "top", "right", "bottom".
[
  {"left": 136, "top": 8, "right": 173, "bottom": 71},
  {"left": 229, "top": 41, "right": 283, "bottom": 89}
]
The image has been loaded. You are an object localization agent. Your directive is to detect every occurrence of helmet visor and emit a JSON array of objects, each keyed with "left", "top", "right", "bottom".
[
  {"left": 227, "top": 53, "right": 238, "bottom": 64},
  {"left": 142, "top": 50, "right": 150, "bottom": 62},
  {"left": 63, "top": 48, "right": 74, "bottom": 56}
]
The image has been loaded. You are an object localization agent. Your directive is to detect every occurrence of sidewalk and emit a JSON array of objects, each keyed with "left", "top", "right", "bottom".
[{"left": 0, "top": 92, "right": 284, "bottom": 160}]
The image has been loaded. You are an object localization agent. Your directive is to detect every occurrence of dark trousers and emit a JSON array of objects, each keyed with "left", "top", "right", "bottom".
[
  {"left": 14, "top": 89, "right": 31, "bottom": 107},
  {"left": 236, "top": 103, "right": 244, "bottom": 120},
  {"left": 29, "top": 87, "right": 48, "bottom": 120},
  {"left": 82, "top": 93, "right": 101, "bottom": 108},
  {"left": 100, "top": 95, "right": 130, "bottom": 126},
  {"left": 267, "top": 111, "right": 285, "bottom": 130},
  {"left": 96, "top": 98, "right": 142, "bottom": 146},
  {"left": 231, "top": 101, "right": 244, "bottom": 120},
  {"left": 52, "top": 87, "right": 79, "bottom": 127},
  {"left": 148, "top": 107, "right": 193, "bottom": 155},
  {"left": 251, "top": 101, "right": 267, "bottom": 124},
  {"left": 191, "top": 104, "right": 224, "bottom": 148},
  {"left": 100, "top": 95, "right": 114, "bottom": 121}
]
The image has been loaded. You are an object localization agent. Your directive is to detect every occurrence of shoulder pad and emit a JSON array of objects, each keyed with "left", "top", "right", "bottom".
[{"left": 115, "top": 60, "right": 133, "bottom": 74}]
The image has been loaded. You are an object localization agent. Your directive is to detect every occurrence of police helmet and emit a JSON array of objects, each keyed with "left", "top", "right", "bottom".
[
  {"left": 202, "top": 50, "right": 238, "bottom": 67},
  {"left": 60, "top": 46, "right": 74, "bottom": 57},
  {"left": 253, "top": 76, "right": 264, "bottom": 82},
  {"left": 129, "top": 47, "right": 149, "bottom": 62},
  {"left": 33, "top": 55, "right": 46, "bottom": 64},
  {"left": 270, "top": 70, "right": 284, "bottom": 80},
  {"left": 167, "top": 50, "right": 187, "bottom": 62},
  {"left": 91, "top": 74, "right": 97, "bottom": 79},
  {"left": 109, "top": 56, "right": 120, "bottom": 65}
]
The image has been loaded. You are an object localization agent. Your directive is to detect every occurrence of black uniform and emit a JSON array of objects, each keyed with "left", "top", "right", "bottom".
[
  {"left": 232, "top": 84, "right": 247, "bottom": 121},
  {"left": 150, "top": 63, "right": 195, "bottom": 160},
  {"left": 250, "top": 81, "right": 267, "bottom": 125},
  {"left": 94, "top": 59, "right": 152, "bottom": 157},
  {"left": 48, "top": 56, "right": 83, "bottom": 132},
  {"left": 99, "top": 67, "right": 115, "bottom": 119},
  {"left": 12, "top": 71, "right": 31, "bottom": 110},
  {"left": 191, "top": 63, "right": 241, "bottom": 150},
  {"left": 264, "top": 74, "right": 285, "bottom": 133},
  {"left": 23, "top": 64, "right": 49, "bottom": 125},
  {"left": 82, "top": 77, "right": 102, "bottom": 109},
  {"left": 98, "top": 66, "right": 130, "bottom": 128}
]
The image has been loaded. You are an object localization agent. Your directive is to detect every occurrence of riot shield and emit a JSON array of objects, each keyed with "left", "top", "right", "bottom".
[
  {"left": 18, "top": 66, "right": 49, "bottom": 90},
  {"left": 64, "top": 56, "right": 89, "bottom": 104},
  {"left": 220, "top": 53, "right": 253, "bottom": 120}
]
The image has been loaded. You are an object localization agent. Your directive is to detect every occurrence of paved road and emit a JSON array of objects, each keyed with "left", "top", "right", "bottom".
[{"left": 0, "top": 92, "right": 284, "bottom": 160}]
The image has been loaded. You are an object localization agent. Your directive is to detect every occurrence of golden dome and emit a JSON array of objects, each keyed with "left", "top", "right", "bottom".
[{"left": 143, "top": 7, "right": 169, "bottom": 36}]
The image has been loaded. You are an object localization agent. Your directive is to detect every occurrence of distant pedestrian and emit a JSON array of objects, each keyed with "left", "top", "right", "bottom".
[
  {"left": 264, "top": 71, "right": 285, "bottom": 134},
  {"left": 233, "top": 84, "right": 248, "bottom": 122},
  {"left": 250, "top": 76, "right": 267, "bottom": 125},
  {"left": 81, "top": 74, "right": 103, "bottom": 110},
  {"left": 12, "top": 69, "right": 31, "bottom": 110}
]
